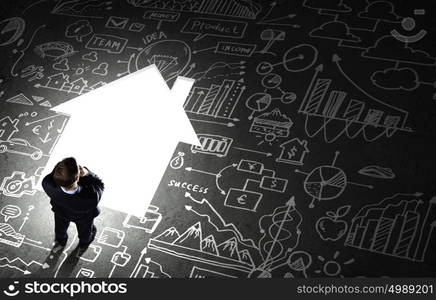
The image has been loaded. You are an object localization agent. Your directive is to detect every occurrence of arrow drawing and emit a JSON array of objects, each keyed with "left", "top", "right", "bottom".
[
  {"left": 18, "top": 217, "right": 29, "bottom": 231},
  {"left": 37, "top": 64, "right": 200, "bottom": 217},
  {"left": 258, "top": 196, "right": 302, "bottom": 270}
]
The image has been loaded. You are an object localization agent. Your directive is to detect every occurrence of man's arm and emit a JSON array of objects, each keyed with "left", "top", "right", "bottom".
[
  {"left": 79, "top": 166, "right": 104, "bottom": 202},
  {"left": 41, "top": 172, "right": 56, "bottom": 198}
]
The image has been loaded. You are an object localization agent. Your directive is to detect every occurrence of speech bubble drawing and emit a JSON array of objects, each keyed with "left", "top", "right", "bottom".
[
  {"left": 181, "top": 18, "right": 247, "bottom": 42},
  {"left": 1, "top": 205, "right": 22, "bottom": 222}
]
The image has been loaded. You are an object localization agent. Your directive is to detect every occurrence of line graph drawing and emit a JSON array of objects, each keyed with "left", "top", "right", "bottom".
[
  {"left": 191, "top": 61, "right": 246, "bottom": 82},
  {"left": 0, "top": 257, "right": 49, "bottom": 275},
  {"left": 299, "top": 59, "right": 412, "bottom": 143},
  {"left": 256, "top": 1, "right": 299, "bottom": 28},
  {"left": 185, "top": 192, "right": 306, "bottom": 277},
  {"left": 184, "top": 192, "right": 259, "bottom": 250}
]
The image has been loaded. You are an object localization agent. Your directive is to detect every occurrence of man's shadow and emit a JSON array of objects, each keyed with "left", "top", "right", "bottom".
[{"left": 33, "top": 245, "right": 86, "bottom": 277}]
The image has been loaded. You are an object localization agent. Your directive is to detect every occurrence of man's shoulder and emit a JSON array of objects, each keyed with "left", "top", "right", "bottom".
[{"left": 42, "top": 173, "right": 55, "bottom": 189}]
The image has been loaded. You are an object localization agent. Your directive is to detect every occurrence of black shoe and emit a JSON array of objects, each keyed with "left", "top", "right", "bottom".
[
  {"left": 52, "top": 241, "right": 66, "bottom": 253},
  {"left": 78, "top": 226, "right": 97, "bottom": 249}
]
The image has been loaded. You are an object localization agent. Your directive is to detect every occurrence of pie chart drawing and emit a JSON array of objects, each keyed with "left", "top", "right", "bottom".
[
  {"left": 304, "top": 166, "right": 347, "bottom": 206},
  {"left": 0, "top": 17, "right": 25, "bottom": 47},
  {"left": 245, "top": 92, "right": 271, "bottom": 119},
  {"left": 132, "top": 39, "right": 191, "bottom": 82},
  {"left": 283, "top": 44, "right": 318, "bottom": 73},
  {"left": 295, "top": 151, "right": 372, "bottom": 208}
]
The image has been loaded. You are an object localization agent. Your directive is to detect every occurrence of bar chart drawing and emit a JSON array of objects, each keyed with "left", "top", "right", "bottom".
[
  {"left": 299, "top": 59, "right": 412, "bottom": 143},
  {"left": 345, "top": 193, "right": 436, "bottom": 262},
  {"left": 129, "top": 0, "right": 262, "bottom": 20},
  {"left": 183, "top": 78, "right": 245, "bottom": 125}
]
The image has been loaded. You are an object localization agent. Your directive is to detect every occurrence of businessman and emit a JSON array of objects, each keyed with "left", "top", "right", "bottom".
[{"left": 42, "top": 157, "right": 104, "bottom": 250}]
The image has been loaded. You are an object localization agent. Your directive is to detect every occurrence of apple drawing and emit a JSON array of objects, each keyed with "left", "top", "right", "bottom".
[{"left": 315, "top": 205, "right": 350, "bottom": 241}]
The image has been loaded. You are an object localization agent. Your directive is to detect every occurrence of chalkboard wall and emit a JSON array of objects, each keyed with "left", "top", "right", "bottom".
[{"left": 0, "top": 0, "right": 435, "bottom": 278}]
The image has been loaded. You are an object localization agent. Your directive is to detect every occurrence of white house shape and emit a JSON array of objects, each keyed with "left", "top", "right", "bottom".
[{"left": 37, "top": 64, "right": 200, "bottom": 217}]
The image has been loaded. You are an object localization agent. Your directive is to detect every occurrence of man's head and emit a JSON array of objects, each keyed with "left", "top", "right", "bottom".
[{"left": 53, "top": 157, "right": 80, "bottom": 189}]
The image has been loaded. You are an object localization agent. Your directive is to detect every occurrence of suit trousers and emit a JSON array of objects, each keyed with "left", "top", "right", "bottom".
[{"left": 54, "top": 213, "right": 95, "bottom": 246}]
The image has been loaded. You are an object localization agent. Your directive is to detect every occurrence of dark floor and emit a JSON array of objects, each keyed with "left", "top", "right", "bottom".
[{"left": 0, "top": 0, "right": 435, "bottom": 278}]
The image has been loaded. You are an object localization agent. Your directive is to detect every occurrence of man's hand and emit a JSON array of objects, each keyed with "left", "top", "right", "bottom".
[{"left": 79, "top": 166, "right": 89, "bottom": 177}]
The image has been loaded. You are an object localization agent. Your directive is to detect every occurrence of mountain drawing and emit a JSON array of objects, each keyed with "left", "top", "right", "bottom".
[
  {"left": 149, "top": 222, "right": 255, "bottom": 272},
  {"left": 202, "top": 235, "right": 219, "bottom": 255},
  {"left": 173, "top": 222, "right": 202, "bottom": 250}
]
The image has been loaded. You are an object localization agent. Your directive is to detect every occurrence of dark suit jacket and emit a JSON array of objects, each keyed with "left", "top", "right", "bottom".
[{"left": 42, "top": 167, "right": 104, "bottom": 222}]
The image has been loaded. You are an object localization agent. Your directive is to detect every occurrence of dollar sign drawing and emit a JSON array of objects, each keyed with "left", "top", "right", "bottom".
[
  {"left": 169, "top": 152, "right": 185, "bottom": 169},
  {"left": 271, "top": 179, "right": 277, "bottom": 188}
]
